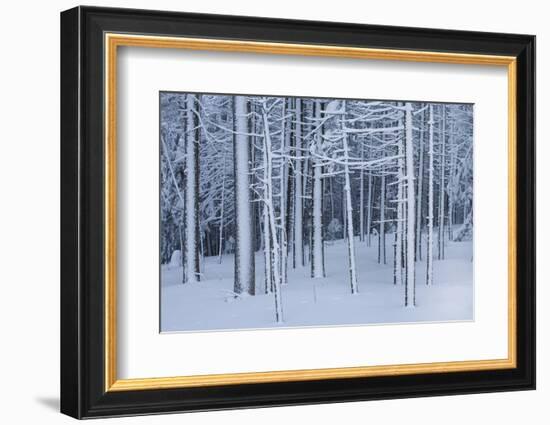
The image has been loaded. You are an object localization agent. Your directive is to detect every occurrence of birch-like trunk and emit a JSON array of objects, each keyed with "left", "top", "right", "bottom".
[
  {"left": 366, "top": 171, "right": 373, "bottom": 247},
  {"left": 359, "top": 143, "right": 365, "bottom": 242},
  {"left": 395, "top": 129, "right": 404, "bottom": 285},
  {"left": 217, "top": 149, "right": 227, "bottom": 264},
  {"left": 311, "top": 100, "right": 325, "bottom": 278},
  {"left": 233, "top": 96, "right": 255, "bottom": 295},
  {"left": 447, "top": 122, "right": 457, "bottom": 241},
  {"left": 405, "top": 102, "right": 416, "bottom": 307},
  {"left": 262, "top": 177, "right": 272, "bottom": 293},
  {"left": 415, "top": 108, "right": 425, "bottom": 261},
  {"left": 261, "top": 104, "right": 283, "bottom": 322},
  {"left": 279, "top": 99, "right": 289, "bottom": 284},
  {"left": 293, "top": 98, "right": 304, "bottom": 268},
  {"left": 342, "top": 100, "right": 359, "bottom": 294},
  {"left": 438, "top": 105, "right": 446, "bottom": 260},
  {"left": 426, "top": 104, "right": 435, "bottom": 286},
  {"left": 380, "top": 169, "right": 386, "bottom": 264},
  {"left": 184, "top": 94, "right": 200, "bottom": 283},
  {"left": 261, "top": 103, "right": 273, "bottom": 294}
]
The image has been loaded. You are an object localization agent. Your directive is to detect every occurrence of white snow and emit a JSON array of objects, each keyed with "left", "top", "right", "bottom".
[
  {"left": 161, "top": 233, "right": 473, "bottom": 332},
  {"left": 168, "top": 250, "right": 181, "bottom": 268}
]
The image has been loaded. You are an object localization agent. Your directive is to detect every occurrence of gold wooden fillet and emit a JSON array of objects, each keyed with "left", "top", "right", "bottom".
[
  {"left": 507, "top": 60, "right": 517, "bottom": 367},
  {"left": 104, "top": 33, "right": 518, "bottom": 392},
  {"left": 105, "top": 33, "right": 118, "bottom": 390}
]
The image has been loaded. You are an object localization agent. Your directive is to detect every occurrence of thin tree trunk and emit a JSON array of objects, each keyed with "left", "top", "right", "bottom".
[
  {"left": 393, "top": 228, "right": 398, "bottom": 285},
  {"left": 311, "top": 100, "right": 325, "bottom": 278},
  {"left": 302, "top": 104, "right": 311, "bottom": 266},
  {"left": 185, "top": 94, "right": 200, "bottom": 283},
  {"left": 405, "top": 102, "right": 416, "bottom": 307},
  {"left": 342, "top": 189, "right": 347, "bottom": 241},
  {"left": 366, "top": 170, "right": 373, "bottom": 247},
  {"left": 178, "top": 225, "right": 184, "bottom": 267},
  {"left": 415, "top": 108, "right": 425, "bottom": 261},
  {"left": 447, "top": 122, "right": 457, "bottom": 241},
  {"left": 287, "top": 103, "right": 295, "bottom": 269},
  {"left": 380, "top": 170, "right": 386, "bottom": 264},
  {"left": 280, "top": 99, "right": 289, "bottom": 284},
  {"left": 359, "top": 143, "right": 365, "bottom": 242},
  {"left": 261, "top": 103, "right": 273, "bottom": 294},
  {"left": 329, "top": 177, "right": 335, "bottom": 221},
  {"left": 426, "top": 104, "right": 435, "bottom": 286},
  {"left": 342, "top": 100, "right": 359, "bottom": 294},
  {"left": 217, "top": 149, "right": 227, "bottom": 264},
  {"left": 438, "top": 105, "right": 446, "bottom": 260},
  {"left": 395, "top": 127, "right": 404, "bottom": 285},
  {"left": 293, "top": 98, "right": 304, "bottom": 268},
  {"left": 261, "top": 104, "right": 283, "bottom": 322},
  {"left": 262, "top": 184, "right": 272, "bottom": 293}
]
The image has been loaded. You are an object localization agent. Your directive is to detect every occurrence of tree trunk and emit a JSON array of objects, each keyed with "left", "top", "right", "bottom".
[
  {"left": 184, "top": 94, "right": 201, "bottom": 283},
  {"left": 262, "top": 186, "right": 272, "bottom": 293},
  {"left": 233, "top": 96, "right": 255, "bottom": 295},
  {"left": 447, "top": 122, "right": 457, "bottom": 241},
  {"left": 280, "top": 98, "right": 290, "bottom": 284},
  {"left": 366, "top": 170, "right": 373, "bottom": 247},
  {"left": 311, "top": 100, "right": 325, "bottom": 278},
  {"left": 415, "top": 108, "right": 425, "bottom": 261},
  {"left": 217, "top": 149, "right": 227, "bottom": 264},
  {"left": 293, "top": 98, "right": 304, "bottom": 268},
  {"left": 395, "top": 126, "right": 404, "bottom": 285},
  {"left": 405, "top": 103, "right": 416, "bottom": 307},
  {"left": 342, "top": 100, "right": 359, "bottom": 294},
  {"left": 426, "top": 104, "right": 435, "bottom": 286},
  {"left": 261, "top": 104, "right": 283, "bottom": 322},
  {"left": 380, "top": 169, "right": 386, "bottom": 264},
  {"left": 359, "top": 143, "right": 365, "bottom": 242},
  {"left": 438, "top": 105, "right": 446, "bottom": 260}
]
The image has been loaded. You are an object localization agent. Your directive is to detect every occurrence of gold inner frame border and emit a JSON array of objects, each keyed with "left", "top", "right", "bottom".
[{"left": 104, "top": 33, "right": 517, "bottom": 392}]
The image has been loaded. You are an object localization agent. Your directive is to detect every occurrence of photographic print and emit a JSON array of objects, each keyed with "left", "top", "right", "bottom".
[{"left": 160, "top": 92, "right": 473, "bottom": 332}]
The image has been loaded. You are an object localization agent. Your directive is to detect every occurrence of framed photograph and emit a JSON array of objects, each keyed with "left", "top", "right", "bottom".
[{"left": 60, "top": 6, "right": 535, "bottom": 419}]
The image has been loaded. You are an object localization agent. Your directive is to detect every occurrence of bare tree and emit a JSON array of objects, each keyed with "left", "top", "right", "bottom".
[{"left": 233, "top": 96, "right": 255, "bottom": 295}]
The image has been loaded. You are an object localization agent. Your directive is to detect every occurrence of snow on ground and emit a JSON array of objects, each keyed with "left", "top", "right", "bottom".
[{"left": 161, "top": 236, "right": 473, "bottom": 332}]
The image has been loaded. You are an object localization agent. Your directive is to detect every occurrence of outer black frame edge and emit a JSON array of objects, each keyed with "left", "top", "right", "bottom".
[
  {"left": 60, "top": 5, "right": 536, "bottom": 419},
  {"left": 60, "top": 6, "right": 82, "bottom": 420}
]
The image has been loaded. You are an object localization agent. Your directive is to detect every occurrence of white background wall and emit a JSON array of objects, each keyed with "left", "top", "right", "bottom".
[{"left": 0, "top": 1, "right": 544, "bottom": 424}]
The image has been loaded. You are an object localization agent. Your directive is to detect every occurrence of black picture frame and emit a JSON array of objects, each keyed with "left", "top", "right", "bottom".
[{"left": 61, "top": 5, "right": 535, "bottom": 419}]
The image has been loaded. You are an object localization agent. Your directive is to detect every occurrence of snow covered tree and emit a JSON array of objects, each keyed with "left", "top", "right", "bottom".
[
  {"left": 317, "top": 99, "right": 359, "bottom": 293},
  {"left": 426, "top": 104, "right": 435, "bottom": 286},
  {"left": 311, "top": 99, "right": 326, "bottom": 278},
  {"left": 415, "top": 108, "right": 426, "bottom": 261},
  {"left": 404, "top": 102, "right": 416, "bottom": 307},
  {"left": 438, "top": 105, "right": 447, "bottom": 261},
  {"left": 292, "top": 98, "right": 304, "bottom": 269},
  {"left": 184, "top": 94, "right": 201, "bottom": 283},
  {"left": 341, "top": 100, "right": 358, "bottom": 293},
  {"left": 233, "top": 96, "right": 255, "bottom": 295},
  {"left": 379, "top": 168, "right": 387, "bottom": 265}
]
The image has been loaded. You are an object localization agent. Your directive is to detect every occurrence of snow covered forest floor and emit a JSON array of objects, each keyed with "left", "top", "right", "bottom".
[{"left": 161, "top": 233, "right": 472, "bottom": 332}]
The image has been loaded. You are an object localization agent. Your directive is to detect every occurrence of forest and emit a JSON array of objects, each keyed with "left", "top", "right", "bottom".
[{"left": 160, "top": 92, "right": 474, "bottom": 332}]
